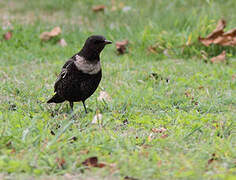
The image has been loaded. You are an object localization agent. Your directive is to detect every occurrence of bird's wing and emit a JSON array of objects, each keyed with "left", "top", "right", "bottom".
[{"left": 54, "top": 59, "right": 74, "bottom": 92}]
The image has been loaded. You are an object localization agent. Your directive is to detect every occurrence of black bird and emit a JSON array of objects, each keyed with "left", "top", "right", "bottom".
[{"left": 47, "top": 35, "right": 112, "bottom": 113}]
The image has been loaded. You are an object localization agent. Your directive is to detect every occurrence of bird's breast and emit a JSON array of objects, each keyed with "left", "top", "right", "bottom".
[{"left": 74, "top": 55, "right": 101, "bottom": 75}]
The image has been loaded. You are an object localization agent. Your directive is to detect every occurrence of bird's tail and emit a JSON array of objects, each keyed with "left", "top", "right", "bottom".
[{"left": 47, "top": 93, "right": 65, "bottom": 103}]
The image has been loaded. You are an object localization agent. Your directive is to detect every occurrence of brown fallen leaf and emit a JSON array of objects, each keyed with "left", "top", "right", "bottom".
[
  {"left": 214, "top": 28, "right": 236, "bottom": 46},
  {"left": 199, "top": 19, "right": 236, "bottom": 46},
  {"left": 82, "top": 156, "right": 106, "bottom": 168},
  {"left": 208, "top": 19, "right": 226, "bottom": 38},
  {"left": 58, "top": 38, "right": 67, "bottom": 47},
  {"left": 92, "top": 5, "right": 106, "bottom": 12},
  {"left": 210, "top": 51, "right": 226, "bottom": 63},
  {"left": 3, "top": 31, "right": 12, "bottom": 40},
  {"left": 116, "top": 40, "right": 129, "bottom": 54},
  {"left": 49, "top": 27, "right": 61, "bottom": 36},
  {"left": 199, "top": 19, "right": 225, "bottom": 46},
  {"left": 40, "top": 26, "right": 61, "bottom": 41}
]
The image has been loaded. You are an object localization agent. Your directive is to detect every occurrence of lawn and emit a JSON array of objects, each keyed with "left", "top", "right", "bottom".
[{"left": 0, "top": 0, "right": 235, "bottom": 179}]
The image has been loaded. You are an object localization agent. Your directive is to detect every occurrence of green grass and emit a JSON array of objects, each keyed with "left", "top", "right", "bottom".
[{"left": 0, "top": 0, "right": 236, "bottom": 179}]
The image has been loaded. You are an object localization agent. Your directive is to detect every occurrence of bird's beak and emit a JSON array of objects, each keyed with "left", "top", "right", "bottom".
[{"left": 104, "top": 40, "right": 112, "bottom": 44}]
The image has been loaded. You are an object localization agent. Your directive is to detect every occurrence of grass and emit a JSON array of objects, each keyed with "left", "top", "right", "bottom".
[{"left": 0, "top": 0, "right": 236, "bottom": 179}]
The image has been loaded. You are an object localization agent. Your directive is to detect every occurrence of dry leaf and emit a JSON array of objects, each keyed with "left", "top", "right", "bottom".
[
  {"left": 214, "top": 28, "right": 236, "bottom": 46},
  {"left": 92, "top": 113, "right": 102, "bottom": 124},
  {"left": 97, "top": 91, "right": 112, "bottom": 102},
  {"left": 116, "top": 40, "right": 129, "bottom": 54},
  {"left": 199, "top": 19, "right": 236, "bottom": 46},
  {"left": 58, "top": 38, "right": 67, "bottom": 47},
  {"left": 199, "top": 19, "right": 226, "bottom": 46},
  {"left": 82, "top": 156, "right": 106, "bottom": 168},
  {"left": 92, "top": 5, "right": 106, "bottom": 12},
  {"left": 3, "top": 31, "right": 12, "bottom": 40},
  {"left": 40, "top": 26, "right": 61, "bottom": 41},
  {"left": 50, "top": 27, "right": 61, "bottom": 36},
  {"left": 210, "top": 51, "right": 226, "bottom": 63},
  {"left": 208, "top": 19, "right": 226, "bottom": 39}
]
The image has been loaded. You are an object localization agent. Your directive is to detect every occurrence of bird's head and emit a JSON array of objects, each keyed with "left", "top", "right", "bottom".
[{"left": 80, "top": 35, "right": 112, "bottom": 61}]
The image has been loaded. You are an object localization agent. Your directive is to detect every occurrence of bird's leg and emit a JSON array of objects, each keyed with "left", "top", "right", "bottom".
[
  {"left": 69, "top": 101, "right": 74, "bottom": 111},
  {"left": 82, "top": 101, "right": 88, "bottom": 114}
]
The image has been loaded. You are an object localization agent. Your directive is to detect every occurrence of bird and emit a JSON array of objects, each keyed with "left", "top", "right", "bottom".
[{"left": 47, "top": 35, "right": 112, "bottom": 113}]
